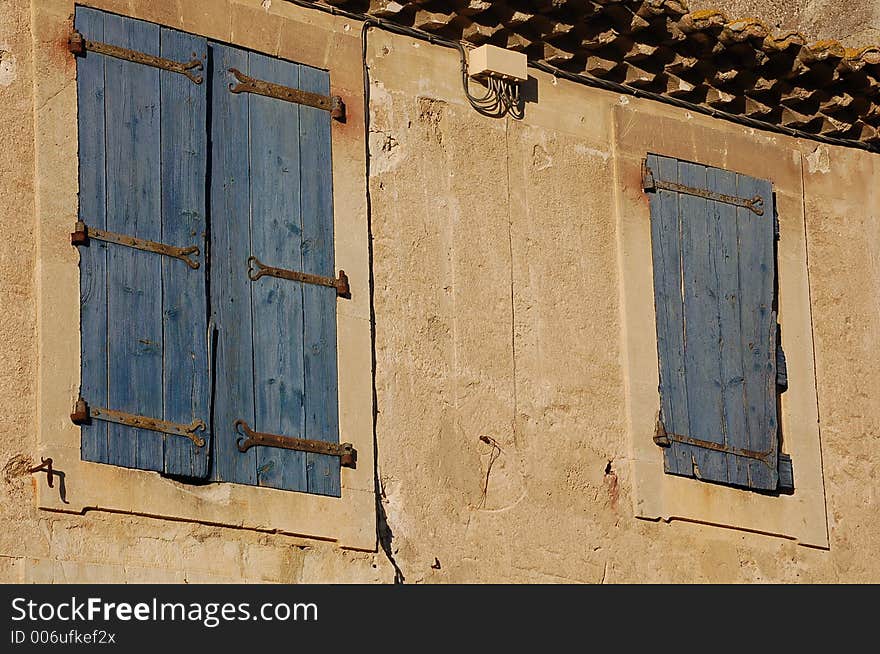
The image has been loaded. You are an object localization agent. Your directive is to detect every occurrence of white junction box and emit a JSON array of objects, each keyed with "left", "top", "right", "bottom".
[{"left": 468, "top": 44, "right": 528, "bottom": 81}]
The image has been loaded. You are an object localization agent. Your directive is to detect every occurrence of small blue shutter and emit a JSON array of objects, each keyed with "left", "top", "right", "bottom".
[
  {"left": 646, "top": 153, "right": 789, "bottom": 491},
  {"left": 210, "top": 45, "right": 341, "bottom": 496},
  {"left": 76, "top": 8, "right": 211, "bottom": 477}
]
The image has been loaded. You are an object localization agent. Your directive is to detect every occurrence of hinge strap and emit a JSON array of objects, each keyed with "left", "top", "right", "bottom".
[
  {"left": 71, "top": 221, "right": 201, "bottom": 269},
  {"left": 234, "top": 420, "right": 356, "bottom": 468},
  {"left": 247, "top": 256, "right": 349, "bottom": 297},
  {"left": 70, "top": 398, "right": 206, "bottom": 447},
  {"left": 642, "top": 161, "right": 765, "bottom": 216},
  {"left": 68, "top": 30, "right": 203, "bottom": 84},
  {"left": 227, "top": 68, "right": 345, "bottom": 121},
  {"left": 654, "top": 419, "right": 774, "bottom": 465}
]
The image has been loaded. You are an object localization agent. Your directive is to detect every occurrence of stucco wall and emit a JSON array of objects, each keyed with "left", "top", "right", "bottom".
[
  {"left": 1, "top": 0, "right": 879, "bottom": 583},
  {"left": 1, "top": 0, "right": 39, "bottom": 581},
  {"left": 688, "top": 0, "right": 880, "bottom": 46}
]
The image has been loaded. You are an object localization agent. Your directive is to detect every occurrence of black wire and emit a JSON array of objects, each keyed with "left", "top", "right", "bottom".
[
  {"left": 454, "top": 43, "right": 523, "bottom": 119},
  {"left": 360, "top": 19, "right": 406, "bottom": 584}
]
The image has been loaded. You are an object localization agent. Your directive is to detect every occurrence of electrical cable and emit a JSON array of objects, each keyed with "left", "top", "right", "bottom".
[
  {"left": 454, "top": 42, "right": 524, "bottom": 119},
  {"left": 359, "top": 18, "right": 405, "bottom": 583}
]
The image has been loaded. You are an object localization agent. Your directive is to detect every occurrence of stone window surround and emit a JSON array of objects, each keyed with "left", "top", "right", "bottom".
[
  {"left": 32, "top": 0, "right": 376, "bottom": 551},
  {"left": 613, "top": 99, "right": 829, "bottom": 549}
]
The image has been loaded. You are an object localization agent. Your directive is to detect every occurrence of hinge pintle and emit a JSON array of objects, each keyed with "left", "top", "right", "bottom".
[
  {"left": 70, "top": 221, "right": 88, "bottom": 246},
  {"left": 71, "top": 397, "right": 89, "bottom": 424},
  {"left": 335, "top": 269, "right": 351, "bottom": 298},
  {"left": 330, "top": 95, "right": 346, "bottom": 122},
  {"left": 653, "top": 414, "right": 671, "bottom": 447},
  {"left": 642, "top": 160, "right": 656, "bottom": 192},
  {"left": 68, "top": 30, "right": 85, "bottom": 56}
]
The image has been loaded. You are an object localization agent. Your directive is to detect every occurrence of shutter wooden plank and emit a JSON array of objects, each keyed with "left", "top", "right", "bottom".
[
  {"left": 735, "top": 172, "right": 778, "bottom": 489},
  {"left": 210, "top": 45, "right": 340, "bottom": 496},
  {"left": 76, "top": 6, "right": 109, "bottom": 465},
  {"left": 709, "top": 166, "right": 750, "bottom": 487},
  {"left": 211, "top": 43, "right": 257, "bottom": 486},
  {"left": 159, "top": 27, "right": 209, "bottom": 478},
  {"left": 778, "top": 453, "right": 794, "bottom": 491},
  {"left": 247, "top": 51, "right": 308, "bottom": 492},
  {"left": 648, "top": 154, "right": 690, "bottom": 477},
  {"left": 679, "top": 161, "right": 728, "bottom": 483},
  {"left": 299, "top": 65, "right": 341, "bottom": 497},
  {"left": 103, "top": 14, "right": 164, "bottom": 472},
  {"left": 776, "top": 329, "right": 788, "bottom": 391}
]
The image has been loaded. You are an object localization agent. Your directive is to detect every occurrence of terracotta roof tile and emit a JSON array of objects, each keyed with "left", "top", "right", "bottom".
[{"left": 300, "top": 0, "right": 880, "bottom": 148}]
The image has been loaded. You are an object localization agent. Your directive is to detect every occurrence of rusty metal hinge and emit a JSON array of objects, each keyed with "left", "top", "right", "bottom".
[
  {"left": 653, "top": 414, "right": 671, "bottom": 447},
  {"left": 71, "top": 398, "right": 206, "bottom": 448},
  {"left": 654, "top": 417, "right": 775, "bottom": 465},
  {"left": 247, "top": 255, "right": 350, "bottom": 298},
  {"left": 71, "top": 221, "right": 201, "bottom": 269},
  {"left": 68, "top": 29, "right": 203, "bottom": 84},
  {"left": 642, "top": 161, "right": 765, "bottom": 216},
  {"left": 234, "top": 420, "right": 356, "bottom": 468},
  {"left": 228, "top": 68, "right": 345, "bottom": 121}
]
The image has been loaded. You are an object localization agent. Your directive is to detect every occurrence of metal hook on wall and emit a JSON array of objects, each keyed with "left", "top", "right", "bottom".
[{"left": 28, "top": 457, "right": 69, "bottom": 504}]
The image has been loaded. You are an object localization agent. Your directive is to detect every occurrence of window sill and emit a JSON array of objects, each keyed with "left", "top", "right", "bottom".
[{"left": 35, "top": 452, "right": 376, "bottom": 550}]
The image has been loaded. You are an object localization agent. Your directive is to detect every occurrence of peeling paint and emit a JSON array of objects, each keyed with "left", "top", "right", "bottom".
[
  {"left": 0, "top": 50, "right": 16, "bottom": 87},
  {"left": 573, "top": 143, "right": 612, "bottom": 162},
  {"left": 369, "top": 129, "right": 404, "bottom": 174},
  {"left": 416, "top": 96, "right": 445, "bottom": 146},
  {"left": 3, "top": 454, "right": 33, "bottom": 484},
  {"left": 532, "top": 143, "right": 553, "bottom": 170},
  {"left": 806, "top": 145, "right": 831, "bottom": 174}
]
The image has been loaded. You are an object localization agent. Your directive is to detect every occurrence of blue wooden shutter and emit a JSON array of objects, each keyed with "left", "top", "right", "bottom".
[
  {"left": 645, "top": 154, "right": 792, "bottom": 491},
  {"left": 210, "top": 45, "right": 341, "bottom": 496},
  {"left": 75, "top": 8, "right": 211, "bottom": 478}
]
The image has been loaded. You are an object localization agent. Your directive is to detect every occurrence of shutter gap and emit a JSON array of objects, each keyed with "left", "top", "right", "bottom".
[
  {"left": 297, "top": 78, "right": 308, "bottom": 490},
  {"left": 734, "top": 172, "right": 751, "bottom": 487},
  {"left": 674, "top": 159, "right": 689, "bottom": 477},
  {"left": 159, "top": 25, "right": 167, "bottom": 472},
  {"left": 709, "top": 172, "right": 729, "bottom": 481},
  {"left": 246, "top": 51, "right": 259, "bottom": 487},
  {"left": 203, "top": 43, "right": 215, "bottom": 479},
  {"left": 101, "top": 11, "right": 111, "bottom": 462}
]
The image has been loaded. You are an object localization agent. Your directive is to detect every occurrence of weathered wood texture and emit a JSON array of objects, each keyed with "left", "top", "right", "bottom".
[
  {"left": 78, "top": 9, "right": 341, "bottom": 495},
  {"left": 76, "top": 8, "right": 210, "bottom": 478},
  {"left": 647, "top": 153, "right": 782, "bottom": 490},
  {"left": 210, "top": 44, "right": 340, "bottom": 496}
]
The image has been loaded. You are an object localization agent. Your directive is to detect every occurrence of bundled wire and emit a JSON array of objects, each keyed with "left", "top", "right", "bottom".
[{"left": 457, "top": 44, "right": 525, "bottom": 119}]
